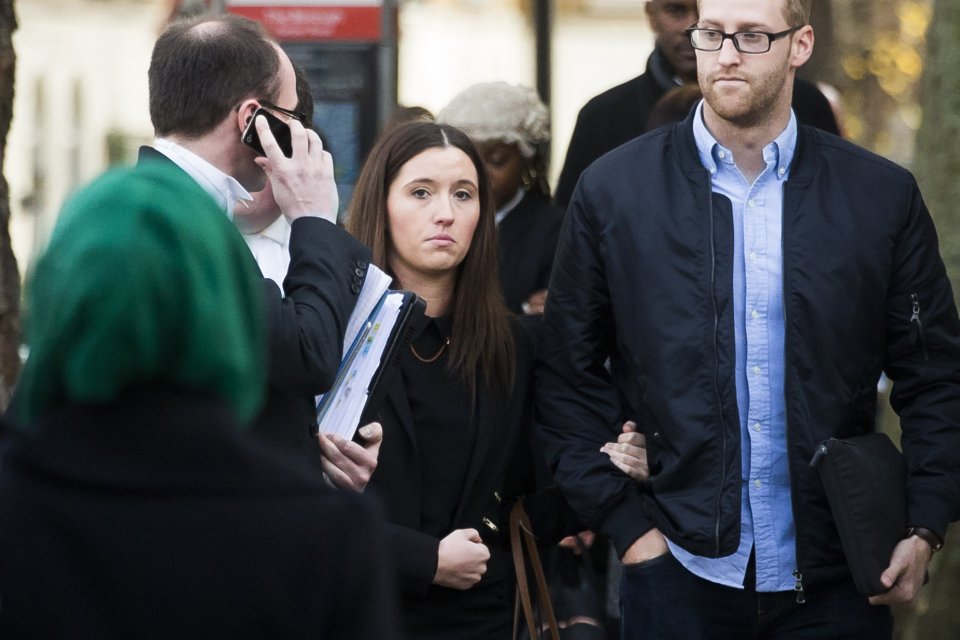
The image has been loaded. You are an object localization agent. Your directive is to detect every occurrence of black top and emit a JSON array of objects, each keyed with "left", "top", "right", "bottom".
[
  {"left": 405, "top": 315, "right": 476, "bottom": 538},
  {"left": 391, "top": 314, "right": 511, "bottom": 639}
]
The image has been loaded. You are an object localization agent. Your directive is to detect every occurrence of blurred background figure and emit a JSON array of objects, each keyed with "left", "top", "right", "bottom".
[
  {"left": 235, "top": 62, "right": 383, "bottom": 492},
  {"left": 438, "top": 82, "right": 562, "bottom": 315},
  {"left": 0, "top": 163, "right": 398, "bottom": 639},
  {"left": 233, "top": 64, "right": 320, "bottom": 287},
  {"left": 643, "top": 84, "right": 704, "bottom": 133},
  {"left": 383, "top": 104, "right": 435, "bottom": 134}
]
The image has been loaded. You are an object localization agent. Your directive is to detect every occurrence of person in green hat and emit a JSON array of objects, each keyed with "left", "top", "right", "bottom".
[{"left": 0, "top": 163, "right": 399, "bottom": 639}]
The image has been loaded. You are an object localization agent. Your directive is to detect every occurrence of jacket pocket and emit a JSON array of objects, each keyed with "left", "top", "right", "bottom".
[
  {"left": 909, "top": 292, "right": 931, "bottom": 361},
  {"left": 887, "top": 290, "right": 931, "bottom": 363}
]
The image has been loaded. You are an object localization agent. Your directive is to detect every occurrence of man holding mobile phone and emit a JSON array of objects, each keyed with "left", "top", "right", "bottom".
[{"left": 137, "top": 14, "right": 374, "bottom": 473}]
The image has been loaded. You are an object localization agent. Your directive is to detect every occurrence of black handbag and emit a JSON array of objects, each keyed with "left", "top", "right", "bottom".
[{"left": 809, "top": 432, "right": 907, "bottom": 596}]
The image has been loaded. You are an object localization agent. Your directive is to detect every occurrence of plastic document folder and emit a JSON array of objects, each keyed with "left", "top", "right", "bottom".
[{"left": 315, "top": 288, "right": 423, "bottom": 440}]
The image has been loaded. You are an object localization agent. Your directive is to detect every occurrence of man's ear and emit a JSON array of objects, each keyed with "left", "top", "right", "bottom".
[
  {"left": 790, "top": 25, "right": 814, "bottom": 70},
  {"left": 237, "top": 99, "right": 260, "bottom": 132}
]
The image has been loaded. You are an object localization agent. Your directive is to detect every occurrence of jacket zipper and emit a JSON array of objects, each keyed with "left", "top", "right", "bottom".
[
  {"left": 910, "top": 293, "right": 930, "bottom": 360},
  {"left": 707, "top": 176, "right": 727, "bottom": 558},
  {"left": 792, "top": 569, "right": 806, "bottom": 604},
  {"left": 782, "top": 185, "right": 805, "bottom": 604}
]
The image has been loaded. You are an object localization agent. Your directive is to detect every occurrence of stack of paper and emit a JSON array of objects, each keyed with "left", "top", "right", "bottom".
[
  {"left": 341, "top": 264, "right": 393, "bottom": 354},
  {"left": 315, "top": 264, "right": 412, "bottom": 440}
]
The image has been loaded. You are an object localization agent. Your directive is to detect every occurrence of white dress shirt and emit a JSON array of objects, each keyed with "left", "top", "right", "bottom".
[{"left": 242, "top": 216, "right": 291, "bottom": 291}]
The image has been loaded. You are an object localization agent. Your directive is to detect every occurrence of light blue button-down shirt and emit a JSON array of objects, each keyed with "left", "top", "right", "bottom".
[{"left": 666, "top": 101, "right": 797, "bottom": 592}]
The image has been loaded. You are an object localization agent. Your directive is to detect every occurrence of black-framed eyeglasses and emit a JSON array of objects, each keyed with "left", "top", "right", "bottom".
[
  {"left": 686, "top": 26, "right": 802, "bottom": 54},
  {"left": 258, "top": 100, "right": 306, "bottom": 123}
]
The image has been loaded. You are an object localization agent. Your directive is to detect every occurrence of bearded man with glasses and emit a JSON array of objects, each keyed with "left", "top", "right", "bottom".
[
  {"left": 553, "top": 0, "right": 840, "bottom": 209},
  {"left": 536, "top": 0, "right": 960, "bottom": 637}
]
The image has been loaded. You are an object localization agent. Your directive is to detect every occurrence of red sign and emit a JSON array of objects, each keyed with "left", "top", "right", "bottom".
[{"left": 227, "top": 1, "right": 382, "bottom": 41}]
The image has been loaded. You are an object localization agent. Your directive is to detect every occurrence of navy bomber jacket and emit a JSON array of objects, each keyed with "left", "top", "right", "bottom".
[{"left": 535, "top": 109, "right": 960, "bottom": 588}]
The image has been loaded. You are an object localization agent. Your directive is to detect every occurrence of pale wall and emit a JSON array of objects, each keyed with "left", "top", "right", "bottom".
[{"left": 9, "top": 0, "right": 164, "bottom": 274}]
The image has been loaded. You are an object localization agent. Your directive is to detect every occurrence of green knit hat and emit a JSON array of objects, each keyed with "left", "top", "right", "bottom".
[{"left": 16, "top": 161, "right": 266, "bottom": 426}]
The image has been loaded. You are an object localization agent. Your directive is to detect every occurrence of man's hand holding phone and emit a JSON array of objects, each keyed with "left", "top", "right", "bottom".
[{"left": 251, "top": 112, "right": 338, "bottom": 225}]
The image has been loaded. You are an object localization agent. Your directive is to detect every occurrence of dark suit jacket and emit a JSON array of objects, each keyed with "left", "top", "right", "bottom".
[
  {"left": 554, "top": 51, "right": 840, "bottom": 208},
  {"left": 0, "top": 389, "right": 399, "bottom": 639},
  {"left": 137, "top": 147, "right": 372, "bottom": 463},
  {"left": 498, "top": 190, "right": 564, "bottom": 314},
  {"left": 365, "top": 318, "right": 576, "bottom": 639}
]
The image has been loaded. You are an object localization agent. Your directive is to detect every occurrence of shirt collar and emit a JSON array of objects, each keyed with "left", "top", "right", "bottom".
[
  {"left": 495, "top": 187, "right": 527, "bottom": 226},
  {"left": 692, "top": 100, "right": 798, "bottom": 182},
  {"left": 153, "top": 138, "right": 253, "bottom": 219}
]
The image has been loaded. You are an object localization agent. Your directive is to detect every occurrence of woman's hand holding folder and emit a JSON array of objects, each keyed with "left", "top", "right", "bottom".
[{"left": 318, "top": 422, "right": 383, "bottom": 492}]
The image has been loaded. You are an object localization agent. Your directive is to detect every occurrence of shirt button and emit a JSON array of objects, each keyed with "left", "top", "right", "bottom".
[
  {"left": 748, "top": 199, "right": 756, "bottom": 207},
  {"left": 753, "top": 422, "right": 761, "bottom": 432},
  {"left": 749, "top": 251, "right": 758, "bottom": 262},
  {"left": 754, "top": 479, "right": 762, "bottom": 489},
  {"left": 779, "top": 167, "right": 786, "bottom": 175},
  {"left": 751, "top": 309, "right": 759, "bottom": 319},
  {"left": 718, "top": 150, "right": 726, "bottom": 159},
  {"left": 752, "top": 366, "right": 762, "bottom": 376}
]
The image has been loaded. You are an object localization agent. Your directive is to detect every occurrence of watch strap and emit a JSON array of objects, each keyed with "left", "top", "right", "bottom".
[{"left": 905, "top": 526, "right": 944, "bottom": 552}]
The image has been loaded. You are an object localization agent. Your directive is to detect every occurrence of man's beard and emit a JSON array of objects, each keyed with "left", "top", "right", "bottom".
[{"left": 702, "top": 69, "right": 790, "bottom": 128}]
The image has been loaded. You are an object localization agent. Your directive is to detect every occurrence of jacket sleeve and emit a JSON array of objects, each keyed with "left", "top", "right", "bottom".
[
  {"left": 555, "top": 108, "right": 602, "bottom": 210},
  {"left": 263, "top": 217, "right": 372, "bottom": 395},
  {"left": 884, "top": 179, "right": 960, "bottom": 541},
  {"left": 534, "top": 180, "right": 654, "bottom": 559},
  {"left": 383, "top": 522, "right": 441, "bottom": 596}
]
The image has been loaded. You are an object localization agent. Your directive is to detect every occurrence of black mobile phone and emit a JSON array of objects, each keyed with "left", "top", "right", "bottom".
[{"left": 241, "top": 107, "right": 293, "bottom": 158}]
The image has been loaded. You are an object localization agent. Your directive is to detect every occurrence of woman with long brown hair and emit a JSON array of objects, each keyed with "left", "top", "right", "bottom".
[{"left": 347, "top": 120, "right": 571, "bottom": 638}]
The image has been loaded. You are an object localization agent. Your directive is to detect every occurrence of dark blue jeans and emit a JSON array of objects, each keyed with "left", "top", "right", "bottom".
[{"left": 619, "top": 552, "right": 893, "bottom": 640}]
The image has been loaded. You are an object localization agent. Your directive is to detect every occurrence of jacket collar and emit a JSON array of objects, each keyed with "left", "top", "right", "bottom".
[{"left": 673, "top": 106, "right": 820, "bottom": 187}]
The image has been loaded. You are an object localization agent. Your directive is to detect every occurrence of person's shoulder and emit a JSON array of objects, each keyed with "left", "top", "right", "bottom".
[
  {"left": 587, "top": 119, "right": 677, "bottom": 176},
  {"left": 577, "top": 73, "right": 648, "bottom": 119},
  {"left": 802, "top": 126, "right": 916, "bottom": 183},
  {"left": 519, "top": 191, "right": 564, "bottom": 222}
]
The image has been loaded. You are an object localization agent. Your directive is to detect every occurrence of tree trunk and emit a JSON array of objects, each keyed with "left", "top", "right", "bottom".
[
  {"left": 0, "top": 0, "right": 20, "bottom": 411},
  {"left": 894, "top": 0, "right": 960, "bottom": 637},
  {"left": 801, "top": 0, "right": 841, "bottom": 87}
]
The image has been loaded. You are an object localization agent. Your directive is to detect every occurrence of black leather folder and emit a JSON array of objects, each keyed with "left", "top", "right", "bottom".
[{"left": 810, "top": 432, "right": 907, "bottom": 596}]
